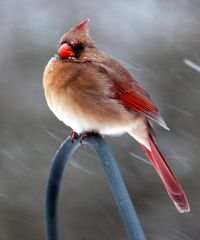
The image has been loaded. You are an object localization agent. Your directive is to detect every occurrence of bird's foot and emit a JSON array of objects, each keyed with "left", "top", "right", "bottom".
[
  {"left": 79, "top": 131, "right": 99, "bottom": 144},
  {"left": 70, "top": 131, "right": 79, "bottom": 143},
  {"left": 70, "top": 131, "right": 99, "bottom": 144}
]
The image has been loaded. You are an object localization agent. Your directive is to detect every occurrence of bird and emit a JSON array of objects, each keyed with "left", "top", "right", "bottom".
[{"left": 43, "top": 19, "right": 190, "bottom": 213}]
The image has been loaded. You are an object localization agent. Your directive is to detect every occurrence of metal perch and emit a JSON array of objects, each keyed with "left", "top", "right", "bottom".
[{"left": 45, "top": 133, "right": 146, "bottom": 240}]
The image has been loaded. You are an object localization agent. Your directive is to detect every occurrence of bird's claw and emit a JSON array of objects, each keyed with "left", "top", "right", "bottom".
[
  {"left": 70, "top": 131, "right": 79, "bottom": 143},
  {"left": 70, "top": 131, "right": 99, "bottom": 144},
  {"left": 79, "top": 132, "right": 88, "bottom": 144},
  {"left": 79, "top": 131, "right": 99, "bottom": 144}
]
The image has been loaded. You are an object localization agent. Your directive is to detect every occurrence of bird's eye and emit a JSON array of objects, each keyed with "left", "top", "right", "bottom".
[{"left": 72, "top": 43, "right": 85, "bottom": 56}]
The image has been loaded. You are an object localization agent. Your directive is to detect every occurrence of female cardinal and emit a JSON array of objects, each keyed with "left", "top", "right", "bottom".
[{"left": 43, "top": 19, "right": 190, "bottom": 213}]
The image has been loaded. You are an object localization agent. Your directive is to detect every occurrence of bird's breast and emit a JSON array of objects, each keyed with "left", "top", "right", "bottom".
[
  {"left": 42, "top": 57, "right": 136, "bottom": 134},
  {"left": 43, "top": 58, "right": 75, "bottom": 125}
]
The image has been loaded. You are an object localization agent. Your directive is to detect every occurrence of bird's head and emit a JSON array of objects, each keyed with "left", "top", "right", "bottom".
[{"left": 57, "top": 19, "right": 96, "bottom": 61}]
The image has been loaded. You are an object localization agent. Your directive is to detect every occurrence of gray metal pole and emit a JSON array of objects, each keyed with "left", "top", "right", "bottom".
[{"left": 45, "top": 134, "right": 146, "bottom": 240}]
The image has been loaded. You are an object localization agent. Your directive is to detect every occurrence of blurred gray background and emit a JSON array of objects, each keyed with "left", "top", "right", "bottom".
[{"left": 0, "top": 0, "right": 200, "bottom": 239}]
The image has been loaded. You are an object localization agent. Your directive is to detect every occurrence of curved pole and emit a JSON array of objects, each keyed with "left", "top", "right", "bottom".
[
  {"left": 45, "top": 137, "right": 80, "bottom": 240},
  {"left": 45, "top": 133, "right": 146, "bottom": 240}
]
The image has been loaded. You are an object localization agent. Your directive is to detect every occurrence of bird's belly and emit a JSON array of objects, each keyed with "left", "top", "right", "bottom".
[
  {"left": 47, "top": 98, "right": 129, "bottom": 135},
  {"left": 47, "top": 100, "right": 88, "bottom": 133}
]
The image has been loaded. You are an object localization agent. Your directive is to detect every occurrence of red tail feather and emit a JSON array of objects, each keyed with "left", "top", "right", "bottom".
[{"left": 141, "top": 133, "right": 190, "bottom": 213}]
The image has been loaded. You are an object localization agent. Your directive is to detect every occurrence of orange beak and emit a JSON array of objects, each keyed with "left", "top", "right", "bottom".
[{"left": 57, "top": 43, "right": 75, "bottom": 58}]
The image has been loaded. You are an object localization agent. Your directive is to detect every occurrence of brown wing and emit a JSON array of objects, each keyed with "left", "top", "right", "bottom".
[{"left": 102, "top": 58, "right": 169, "bottom": 129}]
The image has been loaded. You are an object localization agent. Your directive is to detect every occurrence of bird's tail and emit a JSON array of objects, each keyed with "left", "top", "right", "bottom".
[{"left": 140, "top": 131, "right": 190, "bottom": 213}]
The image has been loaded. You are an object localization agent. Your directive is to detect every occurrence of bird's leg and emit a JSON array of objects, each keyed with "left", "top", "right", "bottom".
[
  {"left": 70, "top": 130, "right": 79, "bottom": 143},
  {"left": 79, "top": 131, "right": 99, "bottom": 144}
]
